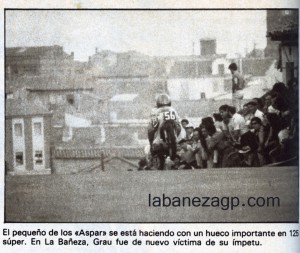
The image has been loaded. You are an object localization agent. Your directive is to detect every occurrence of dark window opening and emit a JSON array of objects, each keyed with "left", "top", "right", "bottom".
[
  {"left": 15, "top": 152, "right": 24, "bottom": 166},
  {"left": 67, "top": 94, "right": 75, "bottom": 105},
  {"left": 35, "top": 151, "right": 43, "bottom": 165},
  {"left": 207, "top": 66, "right": 212, "bottom": 75}
]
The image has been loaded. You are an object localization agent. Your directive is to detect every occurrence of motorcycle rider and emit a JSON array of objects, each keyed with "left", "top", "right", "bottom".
[{"left": 147, "top": 93, "right": 186, "bottom": 156}]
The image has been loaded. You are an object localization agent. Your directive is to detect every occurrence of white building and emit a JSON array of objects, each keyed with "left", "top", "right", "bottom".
[{"left": 167, "top": 56, "right": 231, "bottom": 100}]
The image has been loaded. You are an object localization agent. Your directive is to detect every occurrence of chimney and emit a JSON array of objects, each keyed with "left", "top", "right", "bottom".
[
  {"left": 200, "top": 38, "right": 216, "bottom": 56},
  {"left": 95, "top": 47, "right": 98, "bottom": 54}
]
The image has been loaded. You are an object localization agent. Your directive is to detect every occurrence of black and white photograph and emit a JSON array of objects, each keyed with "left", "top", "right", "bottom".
[{"left": 4, "top": 9, "right": 299, "bottom": 223}]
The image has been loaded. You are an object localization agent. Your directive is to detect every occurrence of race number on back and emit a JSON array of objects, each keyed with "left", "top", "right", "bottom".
[{"left": 163, "top": 111, "right": 176, "bottom": 120}]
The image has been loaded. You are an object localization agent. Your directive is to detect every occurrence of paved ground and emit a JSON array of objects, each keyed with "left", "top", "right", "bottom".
[{"left": 5, "top": 166, "right": 299, "bottom": 222}]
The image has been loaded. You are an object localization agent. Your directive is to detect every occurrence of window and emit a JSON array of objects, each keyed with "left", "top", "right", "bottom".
[
  {"left": 283, "top": 10, "right": 291, "bottom": 15},
  {"left": 33, "top": 122, "right": 42, "bottom": 135},
  {"left": 200, "top": 92, "right": 206, "bottom": 99},
  {"left": 15, "top": 152, "right": 24, "bottom": 166},
  {"left": 218, "top": 64, "right": 225, "bottom": 75},
  {"left": 67, "top": 94, "right": 75, "bottom": 105},
  {"left": 34, "top": 151, "right": 43, "bottom": 165},
  {"left": 14, "top": 123, "right": 23, "bottom": 137}
]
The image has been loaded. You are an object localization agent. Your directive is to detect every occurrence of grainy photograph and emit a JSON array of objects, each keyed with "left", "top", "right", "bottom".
[{"left": 4, "top": 9, "right": 299, "bottom": 222}]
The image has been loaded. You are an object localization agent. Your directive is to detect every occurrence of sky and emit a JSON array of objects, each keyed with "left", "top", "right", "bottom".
[{"left": 6, "top": 10, "right": 267, "bottom": 61}]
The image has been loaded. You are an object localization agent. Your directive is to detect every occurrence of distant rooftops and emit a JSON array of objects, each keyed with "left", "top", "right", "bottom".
[
  {"left": 169, "top": 60, "right": 213, "bottom": 78},
  {"left": 6, "top": 45, "right": 70, "bottom": 57}
]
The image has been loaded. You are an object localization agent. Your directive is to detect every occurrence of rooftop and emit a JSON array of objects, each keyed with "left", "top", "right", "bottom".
[
  {"left": 7, "top": 75, "right": 94, "bottom": 92},
  {"left": 6, "top": 96, "right": 52, "bottom": 117},
  {"left": 6, "top": 45, "right": 71, "bottom": 58},
  {"left": 169, "top": 60, "right": 213, "bottom": 78},
  {"left": 267, "top": 10, "right": 298, "bottom": 41}
]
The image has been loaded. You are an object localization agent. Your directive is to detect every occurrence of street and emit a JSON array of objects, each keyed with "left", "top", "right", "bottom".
[{"left": 5, "top": 166, "right": 298, "bottom": 223}]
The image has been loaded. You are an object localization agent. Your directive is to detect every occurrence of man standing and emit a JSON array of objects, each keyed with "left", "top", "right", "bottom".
[
  {"left": 229, "top": 63, "right": 245, "bottom": 110},
  {"left": 219, "top": 104, "right": 247, "bottom": 144}
]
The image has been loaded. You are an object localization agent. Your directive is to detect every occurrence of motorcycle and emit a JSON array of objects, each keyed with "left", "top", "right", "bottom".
[{"left": 151, "top": 110, "right": 180, "bottom": 170}]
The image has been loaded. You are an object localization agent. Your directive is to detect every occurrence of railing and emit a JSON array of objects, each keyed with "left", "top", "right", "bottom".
[{"left": 53, "top": 147, "right": 144, "bottom": 159}]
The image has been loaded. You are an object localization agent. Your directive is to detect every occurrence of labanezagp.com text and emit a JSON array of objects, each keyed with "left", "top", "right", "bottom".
[{"left": 148, "top": 194, "right": 280, "bottom": 210}]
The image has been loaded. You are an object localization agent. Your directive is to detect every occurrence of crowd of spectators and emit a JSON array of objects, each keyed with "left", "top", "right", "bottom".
[{"left": 139, "top": 81, "right": 298, "bottom": 170}]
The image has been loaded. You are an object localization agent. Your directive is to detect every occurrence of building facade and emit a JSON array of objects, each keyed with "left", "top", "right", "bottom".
[
  {"left": 167, "top": 56, "right": 232, "bottom": 100},
  {"left": 6, "top": 97, "right": 52, "bottom": 175},
  {"left": 266, "top": 9, "right": 298, "bottom": 84}
]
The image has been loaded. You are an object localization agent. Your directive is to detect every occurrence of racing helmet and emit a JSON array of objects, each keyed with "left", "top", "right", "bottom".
[{"left": 156, "top": 93, "right": 171, "bottom": 108}]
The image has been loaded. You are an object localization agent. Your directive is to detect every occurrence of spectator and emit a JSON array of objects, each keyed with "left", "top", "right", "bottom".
[
  {"left": 240, "top": 103, "right": 249, "bottom": 116},
  {"left": 213, "top": 113, "right": 223, "bottom": 132},
  {"left": 220, "top": 104, "right": 258, "bottom": 167},
  {"left": 199, "top": 126, "right": 212, "bottom": 168},
  {"left": 205, "top": 123, "right": 227, "bottom": 168},
  {"left": 227, "top": 106, "right": 248, "bottom": 144},
  {"left": 181, "top": 119, "right": 189, "bottom": 129},
  {"left": 263, "top": 93, "right": 272, "bottom": 114},
  {"left": 267, "top": 91, "right": 281, "bottom": 114},
  {"left": 229, "top": 62, "right": 245, "bottom": 110},
  {"left": 272, "top": 82, "right": 289, "bottom": 102},
  {"left": 240, "top": 103, "right": 252, "bottom": 123},
  {"left": 201, "top": 117, "right": 215, "bottom": 129},
  {"left": 185, "top": 124, "right": 194, "bottom": 144},
  {"left": 272, "top": 96, "right": 290, "bottom": 119},
  {"left": 218, "top": 104, "right": 231, "bottom": 138},
  {"left": 171, "top": 155, "right": 182, "bottom": 170},
  {"left": 234, "top": 130, "right": 259, "bottom": 167},
  {"left": 278, "top": 115, "right": 292, "bottom": 158},
  {"left": 252, "top": 97, "right": 264, "bottom": 111},
  {"left": 263, "top": 113, "right": 281, "bottom": 163},
  {"left": 250, "top": 117, "right": 267, "bottom": 166},
  {"left": 282, "top": 115, "right": 298, "bottom": 160},
  {"left": 263, "top": 92, "right": 279, "bottom": 115},
  {"left": 191, "top": 128, "right": 204, "bottom": 169},
  {"left": 245, "top": 100, "right": 264, "bottom": 126},
  {"left": 177, "top": 139, "right": 197, "bottom": 169}
]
